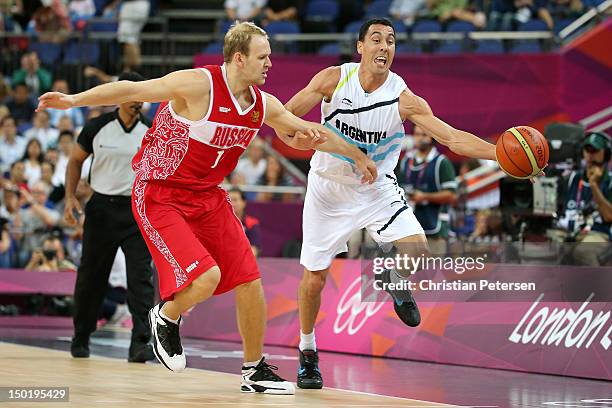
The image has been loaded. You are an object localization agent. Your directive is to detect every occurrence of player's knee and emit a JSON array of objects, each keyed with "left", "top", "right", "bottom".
[
  {"left": 304, "top": 272, "right": 327, "bottom": 297},
  {"left": 190, "top": 266, "right": 221, "bottom": 300}
]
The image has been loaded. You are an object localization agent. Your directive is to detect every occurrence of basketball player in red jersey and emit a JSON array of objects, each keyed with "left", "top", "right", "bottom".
[{"left": 37, "top": 22, "right": 376, "bottom": 394}]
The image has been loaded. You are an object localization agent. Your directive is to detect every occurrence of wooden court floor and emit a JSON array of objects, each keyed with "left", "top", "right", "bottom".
[{"left": 0, "top": 342, "right": 454, "bottom": 407}]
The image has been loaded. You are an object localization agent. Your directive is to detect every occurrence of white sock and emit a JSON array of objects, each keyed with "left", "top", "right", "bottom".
[
  {"left": 243, "top": 357, "right": 262, "bottom": 369},
  {"left": 299, "top": 330, "right": 316, "bottom": 351},
  {"left": 159, "top": 307, "right": 179, "bottom": 324}
]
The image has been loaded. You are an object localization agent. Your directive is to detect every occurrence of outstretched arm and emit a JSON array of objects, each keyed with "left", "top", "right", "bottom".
[
  {"left": 264, "top": 92, "right": 377, "bottom": 183},
  {"left": 37, "top": 69, "right": 209, "bottom": 110},
  {"left": 399, "top": 89, "right": 496, "bottom": 161}
]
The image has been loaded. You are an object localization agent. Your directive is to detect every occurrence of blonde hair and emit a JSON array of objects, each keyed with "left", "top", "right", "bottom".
[{"left": 223, "top": 21, "right": 268, "bottom": 63}]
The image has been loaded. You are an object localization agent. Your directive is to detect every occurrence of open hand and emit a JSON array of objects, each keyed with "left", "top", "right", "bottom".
[{"left": 37, "top": 92, "right": 75, "bottom": 112}]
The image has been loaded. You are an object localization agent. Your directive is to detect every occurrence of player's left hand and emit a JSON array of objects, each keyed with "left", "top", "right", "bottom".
[{"left": 289, "top": 128, "right": 328, "bottom": 150}]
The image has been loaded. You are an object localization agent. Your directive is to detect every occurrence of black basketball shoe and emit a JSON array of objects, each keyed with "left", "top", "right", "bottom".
[
  {"left": 148, "top": 303, "right": 186, "bottom": 372},
  {"left": 241, "top": 357, "right": 295, "bottom": 394},
  {"left": 297, "top": 349, "right": 323, "bottom": 389},
  {"left": 380, "top": 269, "right": 421, "bottom": 327}
]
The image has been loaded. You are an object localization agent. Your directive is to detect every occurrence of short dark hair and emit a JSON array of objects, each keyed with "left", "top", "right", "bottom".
[
  {"left": 59, "top": 130, "right": 74, "bottom": 142},
  {"left": 228, "top": 187, "right": 246, "bottom": 201},
  {"left": 358, "top": 18, "right": 395, "bottom": 42},
  {"left": 118, "top": 71, "right": 145, "bottom": 82}
]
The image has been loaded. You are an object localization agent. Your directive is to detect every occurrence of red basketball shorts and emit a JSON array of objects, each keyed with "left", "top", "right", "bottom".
[{"left": 132, "top": 181, "right": 260, "bottom": 301}]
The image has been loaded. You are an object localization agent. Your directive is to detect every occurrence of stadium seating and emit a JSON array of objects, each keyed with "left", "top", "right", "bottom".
[
  {"left": 202, "top": 41, "right": 224, "bottom": 54},
  {"left": 63, "top": 40, "right": 101, "bottom": 65},
  {"left": 318, "top": 42, "right": 341, "bottom": 55},
  {"left": 30, "top": 42, "right": 62, "bottom": 66},
  {"left": 304, "top": 0, "right": 340, "bottom": 22},
  {"left": 473, "top": 39, "right": 505, "bottom": 54},
  {"left": 365, "top": 0, "right": 392, "bottom": 18}
]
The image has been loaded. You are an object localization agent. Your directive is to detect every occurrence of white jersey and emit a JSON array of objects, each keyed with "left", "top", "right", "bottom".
[{"left": 310, "top": 62, "right": 407, "bottom": 185}]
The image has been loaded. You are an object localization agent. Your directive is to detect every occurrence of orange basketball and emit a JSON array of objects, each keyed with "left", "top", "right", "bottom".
[{"left": 495, "top": 126, "right": 549, "bottom": 179}]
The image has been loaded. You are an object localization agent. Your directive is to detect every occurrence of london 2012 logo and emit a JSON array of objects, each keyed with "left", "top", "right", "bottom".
[{"left": 333, "top": 277, "right": 387, "bottom": 335}]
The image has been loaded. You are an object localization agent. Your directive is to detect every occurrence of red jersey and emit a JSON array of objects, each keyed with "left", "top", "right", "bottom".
[{"left": 132, "top": 64, "right": 266, "bottom": 190}]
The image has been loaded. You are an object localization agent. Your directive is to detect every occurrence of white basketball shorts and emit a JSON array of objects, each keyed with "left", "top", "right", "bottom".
[{"left": 300, "top": 172, "right": 425, "bottom": 271}]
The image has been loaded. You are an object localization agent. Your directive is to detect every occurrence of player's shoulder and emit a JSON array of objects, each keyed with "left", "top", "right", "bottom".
[{"left": 311, "top": 66, "right": 342, "bottom": 93}]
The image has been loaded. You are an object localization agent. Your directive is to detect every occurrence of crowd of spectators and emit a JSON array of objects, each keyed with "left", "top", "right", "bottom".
[{"left": 223, "top": 0, "right": 595, "bottom": 33}]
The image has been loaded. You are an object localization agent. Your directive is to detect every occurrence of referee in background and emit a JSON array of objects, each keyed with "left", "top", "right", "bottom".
[{"left": 63, "top": 72, "right": 155, "bottom": 362}]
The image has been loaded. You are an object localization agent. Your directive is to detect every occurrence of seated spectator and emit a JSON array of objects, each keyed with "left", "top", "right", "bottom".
[
  {"left": 390, "top": 0, "right": 427, "bottom": 27},
  {"left": 229, "top": 187, "right": 262, "bottom": 256},
  {"left": 29, "top": 3, "right": 72, "bottom": 43},
  {"left": 5, "top": 83, "right": 36, "bottom": 125},
  {"left": 263, "top": 0, "right": 301, "bottom": 25},
  {"left": 488, "top": 0, "right": 552, "bottom": 31},
  {"left": 44, "top": 147, "right": 59, "bottom": 167},
  {"left": 0, "top": 182, "right": 20, "bottom": 223},
  {"left": 235, "top": 139, "right": 267, "bottom": 185},
  {"left": 256, "top": 155, "right": 295, "bottom": 202},
  {"left": 225, "top": 0, "right": 266, "bottom": 22},
  {"left": 7, "top": 161, "right": 29, "bottom": 193},
  {"left": 47, "top": 80, "right": 85, "bottom": 128},
  {"left": 52, "top": 130, "right": 75, "bottom": 186},
  {"left": 25, "top": 110, "right": 59, "bottom": 150},
  {"left": 548, "top": 0, "right": 583, "bottom": 18},
  {"left": 40, "top": 161, "right": 64, "bottom": 204},
  {"left": 11, "top": 52, "right": 53, "bottom": 97},
  {"left": 0, "top": 105, "right": 9, "bottom": 123},
  {"left": 426, "top": 0, "right": 487, "bottom": 28},
  {"left": 23, "top": 138, "right": 45, "bottom": 188},
  {"left": 57, "top": 115, "right": 76, "bottom": 133},
  {"left": 468, "top": 209, "right": 502, "bottom": 243},
  {"left": 0, "top": 116, "right": 26, "bottom": 173},
  {"left": 12, "top": 181, "right": 61, "bottom": 266}
]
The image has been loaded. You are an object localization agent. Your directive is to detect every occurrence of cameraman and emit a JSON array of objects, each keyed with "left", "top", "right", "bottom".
[
  {"left": 559, "top": 131, "right": 612, "bottom": 265},
  {"left": 25, "top": 236, "right": 60, "bottom": 271}
]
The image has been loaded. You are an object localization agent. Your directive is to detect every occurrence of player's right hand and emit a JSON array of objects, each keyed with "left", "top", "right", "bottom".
[
  {"left": 37, "top": 92, "right": 75, "bottom": 112},
  {"left": 356, "top": 157, "right": 378, "bottom": 184},
  {"left": 63, "top": 196, "right": 83, "bottom": 226}
]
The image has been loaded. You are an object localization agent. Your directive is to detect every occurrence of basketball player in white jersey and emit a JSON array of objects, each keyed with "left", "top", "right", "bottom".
[{"left": 277, "top": 18, "right": 500, "bottom": 389}]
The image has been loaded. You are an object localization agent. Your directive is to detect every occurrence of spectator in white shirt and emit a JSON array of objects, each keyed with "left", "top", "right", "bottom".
[
  {"left": 390, "top": 0, "right": 427, "bottom": 26},
  {"left": 24, "top": 110, "right": 59, "bottom": 150},
  {"left": 52, "top": 130, "right": 75, "bottom": 186},
  {"left": 0, "top": 116, "right": 26, "bottom": 173},
  {"left": 225, "top": 0, "right": 266, "bottom": 22},
  {"left": 23, "top": 138, "right": 44, "bottom": 188},
  {"left": 234, "top": 138, "right": 267, "bottom": 185},
  {"left": 46, "top": 80, "right": 85, "bottom": 128}
]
